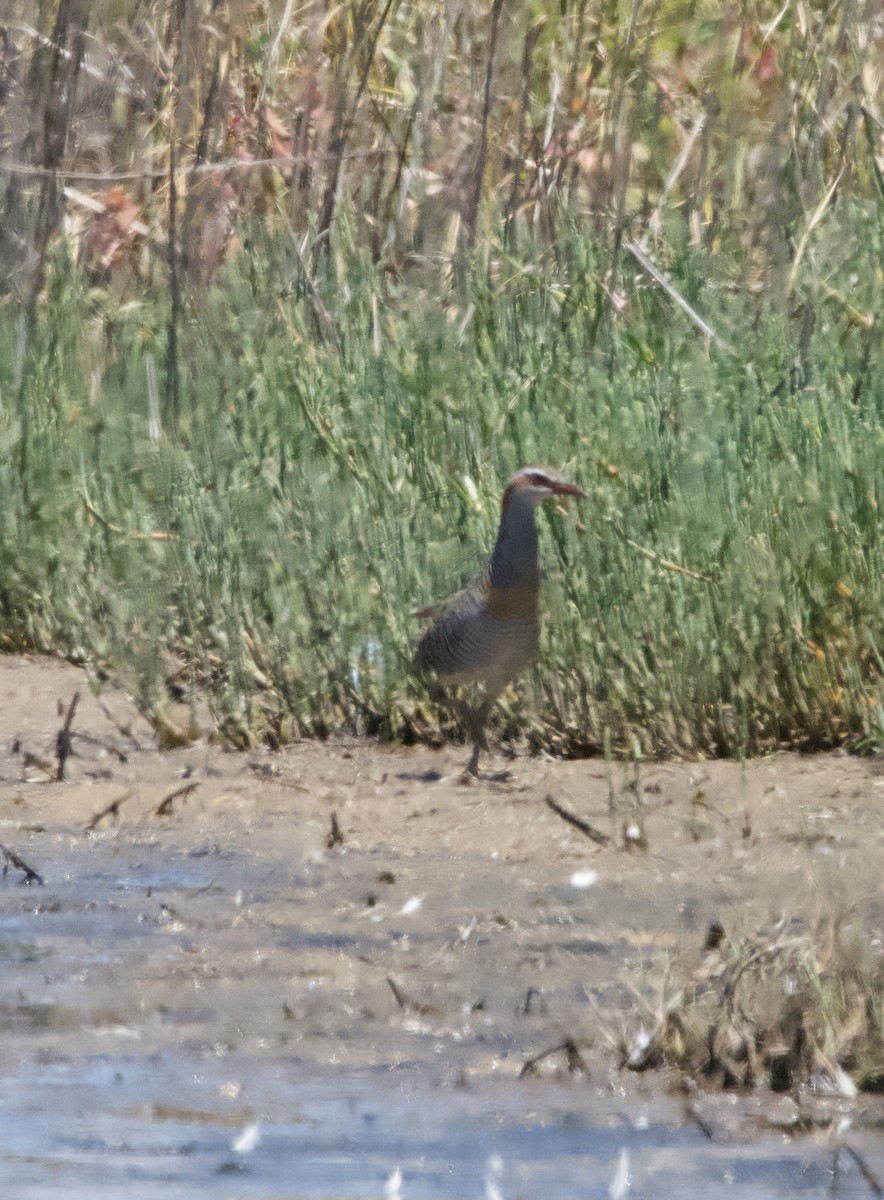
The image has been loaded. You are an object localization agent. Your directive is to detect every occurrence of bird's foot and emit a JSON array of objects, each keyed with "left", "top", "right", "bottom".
[{"left": 458, "top": 747, "right": 512, "bottom": 785}]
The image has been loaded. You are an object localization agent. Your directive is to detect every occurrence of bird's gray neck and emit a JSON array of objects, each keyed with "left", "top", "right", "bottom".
[{"left": 488, "top": 496, "right": 540, "bottom": 589}]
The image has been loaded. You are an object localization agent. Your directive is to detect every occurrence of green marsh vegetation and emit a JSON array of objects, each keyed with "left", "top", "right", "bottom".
[{"left": 0, "top": 0, "right": 881, "bottom": 756}]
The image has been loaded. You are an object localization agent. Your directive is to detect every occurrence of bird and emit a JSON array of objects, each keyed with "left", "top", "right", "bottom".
[{"left": 413, "top": 465, "right": 585, "bottom": 775}]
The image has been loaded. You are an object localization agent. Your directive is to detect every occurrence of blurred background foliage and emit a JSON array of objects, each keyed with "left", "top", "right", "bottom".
[{"left": 0, "top": 0, "right": 881, "bottom": 755}]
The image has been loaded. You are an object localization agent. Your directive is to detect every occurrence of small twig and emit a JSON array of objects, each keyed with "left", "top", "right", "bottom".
[
  {"left": 839, "top": 1142, "right": 884, "bottom": 1198},
  {"left": 522, "top": 986, "right": 545, "bottom": 1014},
  {"left": 0, "top": 843, "right": 45, "bottom": 886},
  {"left": 462, "top": 0, "right": 505, "bottom": 250},
  {"left": 624, "top": 537, "right": 713, "bottom": 583},
  {"left": 21, "top": 750, "right": 55, "bottom": 778},
  {"left": 686, "top": 1103, "right": 716, "bottom": 1141},
  {"left": 0, "top": 149, "right": 398, "bottom": 184},
  {"left": 146, "top": 352, "right": 161, "bottom": 442},
  {"left": 281, "top": 223, "right": 337, "bottom": 336},
  {"left": 639, "top": 112, "right": 706, "bottom": 250},
  {"left": 153, "top": 781, "right": 199, "bottom": 817},
  {"left": 73, "top": 730, "right": 128, "bottom": 763},
  {"left": 519, "top": 1037, "right": 588, "bottom": 1078},
  {"left": 786, "top": 166, "right": 845, "bottom": 296},
  {"left": 326, "top": 812, "right": 344, "bottom": 849},
  {"left": 625, "top": 239, "right": 733, "bottom": 351},
  {"left": 860, "top": 105, "right": 884, "bottom": 203},
  {"left": 384, "top": 976, "right": 437, "bottom": 1016},
  {"left": 263, "top": 0, "right": 295, "bottom": 87},
  {"left": 82, "top": 494, "right": 174, "bottom": 541},
  {"left": 55, "top": 692, "right": 80, "bottom": 781},
  {"left": 386, "top": 976, "right": 408, "bottom": 1010},
  {"left": 545, "top": 794, "right": 610, "bottom": 846},
  {"left": 85, "top": 791, "right": 133, "bottom": 832},
  {"left": 86, "top": 681, "right": 145, "bottom": 751}
]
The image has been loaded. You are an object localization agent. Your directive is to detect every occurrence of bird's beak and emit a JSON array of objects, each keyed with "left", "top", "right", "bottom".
[
  {"left": 552, "top": 479, "right": 586, "bottom": 520},
  {"left": 553, "top": 480, "right": 586, "bottom": 500}
]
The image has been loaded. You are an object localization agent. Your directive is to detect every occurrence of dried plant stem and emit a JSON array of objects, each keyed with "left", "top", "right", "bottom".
[
  {"left": 622, "top": 535, "right": 713, "bottom": 584},
  {"left": 165, "top": 133, "right": 182, "bottom": 425},
  {"left": 625, "top": 239, "right": 732, "bottom": 351},
  {"left": 462, "top": 0, "right": 505, "bottom": 252},
  {"left": 315, "top": 0, "right": 397, "bottom": 264},
  {"left": 14, "top": 1, "right": 89, "bottom": 493},
  {"left": 55, "top": 692, "right": 80, "bottom": 781},
  {"left": 504, "top": 20, "right": 542, "bottom": 251}
]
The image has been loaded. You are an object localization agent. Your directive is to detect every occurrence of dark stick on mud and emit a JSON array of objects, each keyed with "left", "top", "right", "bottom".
[
  {"left": 73, "top": 729, "right": 128, "bottom": 763},
  {"left": 85, "top": 791, "right": 133, "bottom": 831},
  {"left": 22, "top": 750, "right": 55, "bottom": 778},
  {"left": 386, "top": 977, "right": 408, "bottom": 1010},
  {"left": 0, "top": 843, "right": 45, "bottom": 886},
  {"left": 153, "top": 781, "right": 199, "bottom": 817},
  {"left": 326, "top": 812, "right": 344, "bottom": 849},
  {"left": 686, "top": 1103, "right": 716, "bottom": 1141},
  {"left": 544, "top": 794, "right": 610, "bottom": 846},
  {"left": 55, "top": 691, "right": 80, "bottom": 781},
  {"left": 385, "top": 977, "right": 437, "bottom": 1016},
  {"left": 837, "top": 1142, "right": 884, "bottom": 1198},
  {"left": 519, "top": 1037, "right": 588, "bottom": 1078},
  {"left": 96, "top": 695, "right": 143, "bottom": 751},
  {"left": 522, "top": 987, "right": 544, "bottom": 1014}
]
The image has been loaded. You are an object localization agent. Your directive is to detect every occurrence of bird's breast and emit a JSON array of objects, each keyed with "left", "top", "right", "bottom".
[{"left": 482, "top": 580, "right": 540, "bottom": 622}]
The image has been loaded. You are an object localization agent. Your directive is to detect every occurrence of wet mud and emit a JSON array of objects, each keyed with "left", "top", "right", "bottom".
[{"left": 1, "top": 655, "right": 883, "bottom": 1197}]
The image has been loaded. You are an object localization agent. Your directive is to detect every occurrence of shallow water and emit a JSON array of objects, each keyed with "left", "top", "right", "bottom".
[
  {"left": 2, "top": 1056, "right": 878, "bottom": 1200},
  {"left": 1, "top": 868, "right": 879, "bottom": 1200}
]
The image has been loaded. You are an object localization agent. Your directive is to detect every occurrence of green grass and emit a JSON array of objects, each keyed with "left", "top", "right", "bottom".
[{"left": 0, "top": 200, "right": 881, "bottom": 757}]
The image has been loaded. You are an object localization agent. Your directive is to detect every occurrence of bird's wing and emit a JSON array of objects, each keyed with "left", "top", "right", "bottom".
[{"left": 411, "top": 576, "right": 484, "bottom": 622}]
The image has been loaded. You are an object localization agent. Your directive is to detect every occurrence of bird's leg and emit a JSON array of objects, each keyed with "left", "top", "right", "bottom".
[
  {"left": 466, "top": 688, "right": 504, "bottom": 777},
  {"left": 428, "top": 682, "right": 503, "bottom": 778},
  {"left": 427, "top": 683, "right": 481, "bottom": 768},
  {"left": 466, "top": 722, "right": 484, "bottom": 777},
  {"left": 448, "top": 695, "right": 485, "bottom": 776}
]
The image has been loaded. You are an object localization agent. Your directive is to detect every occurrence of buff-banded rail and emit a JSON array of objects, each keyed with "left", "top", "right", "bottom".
[{"left": 414, "top": 465, "right": 584, "bottom": 775}]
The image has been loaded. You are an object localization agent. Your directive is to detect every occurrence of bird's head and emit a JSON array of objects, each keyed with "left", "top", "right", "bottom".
[{"left": 502, "top": 465, "right": 585, "bottom": 511}]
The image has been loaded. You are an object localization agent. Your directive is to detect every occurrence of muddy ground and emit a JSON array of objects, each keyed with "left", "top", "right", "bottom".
[{"left": 2, "top": 654, "right": 884, "bottom": 1196}]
